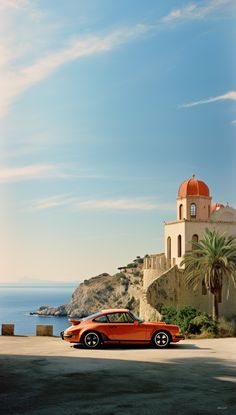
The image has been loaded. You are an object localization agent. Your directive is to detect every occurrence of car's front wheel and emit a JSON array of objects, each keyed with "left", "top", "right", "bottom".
[
  {"left": 82, "top": 332, "right": 101, "bottom": 349},
  {"left": 153, "top": 331, "right": 170, "bottom": 348}
]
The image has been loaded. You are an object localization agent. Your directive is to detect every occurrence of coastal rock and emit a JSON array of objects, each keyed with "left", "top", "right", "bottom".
[
  {"left": 35, "top": 304, "right": 68, "bottom": 316},
  {"left": 35, "top": 261, "right": 143, "bottom": 317}
]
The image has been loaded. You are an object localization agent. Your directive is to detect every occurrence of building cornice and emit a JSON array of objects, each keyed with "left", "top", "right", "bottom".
[
  {"left": 165, "top": 219, "right": 236, "bottom": 225},
  {"left": 176, "top": 196, "right": 212, "bottom": 201}
]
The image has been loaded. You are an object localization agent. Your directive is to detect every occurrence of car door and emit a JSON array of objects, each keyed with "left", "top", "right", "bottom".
[{"left": 106, "top": 312, "right": 147, "bottom": 341}]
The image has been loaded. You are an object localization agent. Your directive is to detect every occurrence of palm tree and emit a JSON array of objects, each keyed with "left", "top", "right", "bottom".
[{"left": 180, "top": 229, "right": 236, "bottom": 321}]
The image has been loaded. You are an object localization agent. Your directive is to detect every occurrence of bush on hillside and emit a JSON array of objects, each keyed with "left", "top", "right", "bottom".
[{"left": 127, "top": 263, "right": 138, "bottom": 268}]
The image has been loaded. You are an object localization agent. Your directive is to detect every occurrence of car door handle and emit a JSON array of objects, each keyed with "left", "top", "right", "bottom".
[{"left": 109, "top": 325, "right": 117, "bottom": 328}]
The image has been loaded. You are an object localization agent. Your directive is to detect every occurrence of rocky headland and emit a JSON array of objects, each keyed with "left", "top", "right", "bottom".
[{"left": 34, "top": 258, "right": 143, "bottom": 317}]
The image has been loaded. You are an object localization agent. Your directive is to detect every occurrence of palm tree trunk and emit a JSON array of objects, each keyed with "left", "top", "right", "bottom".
[{"left": 212, "top": 292, "right": 219, "bottom": 321}]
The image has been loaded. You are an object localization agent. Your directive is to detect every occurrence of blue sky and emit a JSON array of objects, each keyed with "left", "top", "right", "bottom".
[{"left": 1, "top": 0, "right": 235, "bottom": 282}]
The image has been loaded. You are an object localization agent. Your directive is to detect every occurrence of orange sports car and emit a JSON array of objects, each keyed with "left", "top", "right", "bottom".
[{"left": 61, "top": 308, "right": 184, "bottom": 348}]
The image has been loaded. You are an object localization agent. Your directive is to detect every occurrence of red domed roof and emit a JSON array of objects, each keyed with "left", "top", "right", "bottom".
[{"left": 178, "top": 176, "right": 210, "bottom": 198}]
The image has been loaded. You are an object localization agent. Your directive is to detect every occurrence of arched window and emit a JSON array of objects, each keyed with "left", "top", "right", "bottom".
[
  {"left": 192, "top": 234, "right": 198, "bottom": 250},
  {"left": 167, "top": 237, "right": 171, "bottom": 260},
  {"left": 179, "top": 204, "right": 183, "bottom": 220},
  {"left": 177, "top": 235, "right": 182, "bottom": 257},
  {"left": 190, "top": 203, "right": 196, "bottom": 218}
]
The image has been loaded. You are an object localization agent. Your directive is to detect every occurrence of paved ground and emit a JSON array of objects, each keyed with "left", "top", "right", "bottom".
[{"left": 0, "top": 337, "right": 235, "bottom": 415}]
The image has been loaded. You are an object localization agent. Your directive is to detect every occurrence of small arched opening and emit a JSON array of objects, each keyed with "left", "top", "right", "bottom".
[
  {"left": 177, "top": 234, "right": 182, "bottom": 257},
  {"left": 167, "top": 236, "right": 171, "bottom": 260},
  {"left": 179, "top": 204, "right": 183, "bottom": 220},
  {"left": 190, "top": 203, "right": 197, "bottom": 218},
  {"left": 192, "top": 234, "right": 198, "bottom": 250}
]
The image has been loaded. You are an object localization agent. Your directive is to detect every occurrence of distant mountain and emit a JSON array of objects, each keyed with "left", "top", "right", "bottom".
[{"left": 16, "top": 277, "right": 78, "bottom": 285}]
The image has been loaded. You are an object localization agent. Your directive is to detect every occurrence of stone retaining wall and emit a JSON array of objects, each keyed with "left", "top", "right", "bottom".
[{"left": 1, "top": 324, "right": 54, "bottom": 336}]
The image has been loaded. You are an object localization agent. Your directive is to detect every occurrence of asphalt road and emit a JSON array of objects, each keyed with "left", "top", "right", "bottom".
[{"left": 0, "top": 337, "right": 235, "bottom": 415}]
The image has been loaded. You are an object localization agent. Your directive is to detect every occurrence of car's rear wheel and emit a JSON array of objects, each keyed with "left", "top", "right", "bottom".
[
  {"left": 82, "top": 332, "right": 101, "bottom": 349},
  {"left": 153, "top": 331, "right": 171, "bottom": 348}
]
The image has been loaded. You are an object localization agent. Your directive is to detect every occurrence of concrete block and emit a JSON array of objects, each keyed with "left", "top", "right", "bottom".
[
  {"left": 36, "top": 325, "right": 53, "bottom": 336},
  {"left": 1, "top": 324, "right": 15, "bottom": 336}
]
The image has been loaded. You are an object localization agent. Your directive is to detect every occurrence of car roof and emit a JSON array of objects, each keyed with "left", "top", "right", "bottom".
[{"left": 101, "top": 308, "right": 130, "bottom": 314}]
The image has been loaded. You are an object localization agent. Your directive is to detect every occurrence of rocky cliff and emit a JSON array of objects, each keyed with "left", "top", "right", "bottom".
[{"left": 36, "top": 260, "right": 143, "bottom": 317}]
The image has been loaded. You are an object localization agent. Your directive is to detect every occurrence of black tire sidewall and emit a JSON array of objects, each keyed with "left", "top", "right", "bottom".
[
  {"left": 153, "top": 331, "right": 170, "bottom": 348},
  {"left": 82, "top": 331, "right": 101, "bottom": 349}
]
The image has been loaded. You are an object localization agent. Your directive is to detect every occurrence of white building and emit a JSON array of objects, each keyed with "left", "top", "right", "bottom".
[
  {"left": 165, "top": 174, "right": 236, "bottom": 268},
  {"left": 140, "top": 176, "right": 236, "bottom": 320}
]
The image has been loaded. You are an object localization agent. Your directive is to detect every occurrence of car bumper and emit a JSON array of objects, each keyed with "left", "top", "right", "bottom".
[
  {"left": 60, "top": 331, "right": 73, "bottom": 341},
  {"left": 173, "top": 333, "right": 185, "bottom": 342}
]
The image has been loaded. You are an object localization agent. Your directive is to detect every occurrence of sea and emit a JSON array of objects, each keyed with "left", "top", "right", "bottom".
[{"left": 0, "top": 283, "right": 77, "bottom": 336}]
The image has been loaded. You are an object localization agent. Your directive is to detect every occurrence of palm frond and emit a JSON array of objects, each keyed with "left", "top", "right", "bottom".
[{"left": 181, "top": 229, "right": 236, "bottom": 295}]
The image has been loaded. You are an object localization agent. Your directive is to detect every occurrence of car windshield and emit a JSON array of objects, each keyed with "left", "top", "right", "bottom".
[{"left": 129, "top": 311, "right": 143, "bottom": 323}]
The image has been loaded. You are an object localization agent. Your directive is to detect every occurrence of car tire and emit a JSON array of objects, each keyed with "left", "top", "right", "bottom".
[
  {"left": 153, "top": 331, "right": 171, "bottom": 348},
  {"left": 82, "top": 331, "right": 101, "bottom": 349}
]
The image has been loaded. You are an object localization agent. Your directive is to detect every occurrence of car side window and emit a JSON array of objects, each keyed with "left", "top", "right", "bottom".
[
  {"left": 107, "top": 313, "right": 134, "bottom": 323},
  {"left": 93, "top": 315, "right": 108, "bottom": 323},
  {"left": 125, "top": 313, "right": 134, "bottom": 323}
]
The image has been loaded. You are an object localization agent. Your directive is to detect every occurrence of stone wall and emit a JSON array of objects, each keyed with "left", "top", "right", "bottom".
[
  {"left": 141, "top": 251, "right": 236, "bottom": 321},
  {"left": 144, "top": 264, "right": 236, "bottom": 320}
]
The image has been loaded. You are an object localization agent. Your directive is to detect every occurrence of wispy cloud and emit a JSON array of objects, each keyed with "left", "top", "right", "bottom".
[
  {"left": 0, "top": 0, "right": 233, "bottom": 117},
  {"left": 29, "top": 195, "right": 75, "bottom": 210},
  {"left": 162, "top": 0, "right": 234, "bottom": 24},
  {"left": 0, "top": 0, "right": 43, "bottom": 18},
  {"left": 231, "top": 120, "right": 236, "bottom": 124},
  {"left": 0, "top": 164, "right": 56, "bottom": 182},
  {"left": 0, "top": 11, "right": 147, "bottom": 116},
  {"left": 75, "top": 198, "right": 161, "bottom": 211},
  {"left": 180, "top": 91, "right": 236, "bottom": 108},
  {"left": 28, "top": 195, "right": 175, "bottom": 212},
  {"left": 0, "top": 163, "right": 104, "bottom": 183}
]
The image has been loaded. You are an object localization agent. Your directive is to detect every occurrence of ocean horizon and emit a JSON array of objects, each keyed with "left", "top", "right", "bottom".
[{"left": 0, "top": 283, "right": 78, "bottom": 336}]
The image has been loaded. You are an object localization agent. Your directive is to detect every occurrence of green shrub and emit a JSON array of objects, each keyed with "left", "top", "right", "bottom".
[
  {"left": 127, "top": 263, "right": 137, "bottom": 268},
  {"left": 161, "top": 305, "right": 218, "bottom": 337},
  {"left": 161, "top": 306, "right": 236, "bottom": 338},
  {"left": 106, "top": 284, "right": 114, "bottom": 292},
  {"left": 116, "top": 272, "right": 126, "bottom": 278},
  {"left": 177, "top": 306, "right": 198, "bottom": 333},
  {"left": 161, "top": 306, "right": 179, "bottom": 324},
  {"left": 134, "top": 257, "right": 144, "bottom": 264},
  {"left": 188, "top": 313, "right": 217, "bottom": 335},
  {"left": 161, "top": 305, "right": 198, "bottom": 334},
  {"left": 217, "top": 317, "right": 236, "bottom": 337}
]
